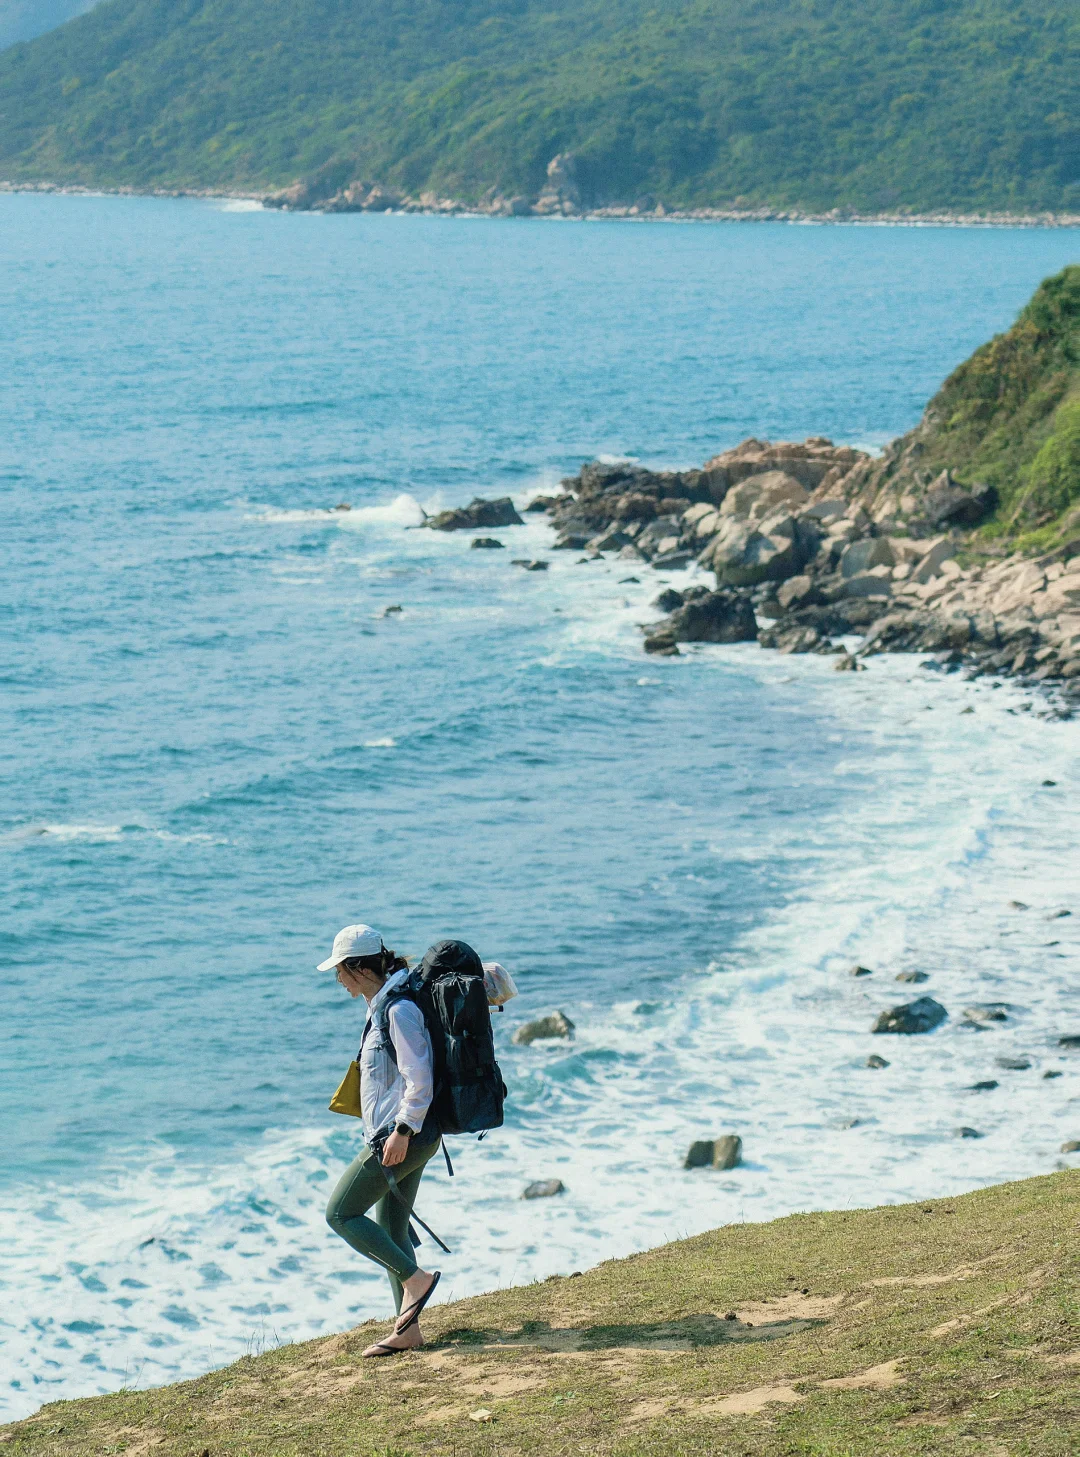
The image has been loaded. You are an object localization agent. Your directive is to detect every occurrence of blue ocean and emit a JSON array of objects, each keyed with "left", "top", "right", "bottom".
[{"left": 2, "top": 196, "right": 1078, "bottom": 1418}]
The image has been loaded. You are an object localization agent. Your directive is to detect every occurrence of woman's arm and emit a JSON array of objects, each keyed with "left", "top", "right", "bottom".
[{"left": 382, "top": 1000, "right": 434, "bottom": 1164}]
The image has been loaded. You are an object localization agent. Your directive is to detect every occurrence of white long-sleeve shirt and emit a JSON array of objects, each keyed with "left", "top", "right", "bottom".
[{"left": 359, "top": 970, "right": 435, "bottom": 1143}]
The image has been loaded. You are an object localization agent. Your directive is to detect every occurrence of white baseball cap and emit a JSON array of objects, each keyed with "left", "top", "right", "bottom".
[{"left": 317, "top": 923, "right": 384, "bottom": 971}]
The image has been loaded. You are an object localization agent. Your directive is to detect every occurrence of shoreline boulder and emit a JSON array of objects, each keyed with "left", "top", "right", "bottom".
[
  {"left": 513, "top": 1011, "right": 575, "bottom": 1045},
  {"left": 427, "top": 497, "right": 524, "bottom": 531},
  {"left": 871, "top": 997, "right": 947, "bottom": 1034},
  {"left": 684, "top": 1134, "right": 742, "bottom": 1170}
]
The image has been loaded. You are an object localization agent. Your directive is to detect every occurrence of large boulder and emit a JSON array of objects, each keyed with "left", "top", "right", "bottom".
[
  {"left": 427, "top": 497, "right": 524, "bottom": 532},
  {"left": 701, "top": 509, "right": 815, "bottom": 586},
  {"left": 924, "top": 472, "right": 997, "bottom": 527},
  {"left": 719, "top": 470, "right": 809, "bottom": 522},
  {"left": 871, "top": 996, "right": 948, "bottom": 1034},
  {"left": 840, "top": 537, "right": 895, "bottom": 578},
  {"left": 664, "top": 590, "right": 758, "bottom": 644}
]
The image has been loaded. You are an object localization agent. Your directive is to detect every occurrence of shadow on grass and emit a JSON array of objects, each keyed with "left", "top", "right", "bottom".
[{"left": 437, "top": 1313, "right": 824, "bottom": 1352}]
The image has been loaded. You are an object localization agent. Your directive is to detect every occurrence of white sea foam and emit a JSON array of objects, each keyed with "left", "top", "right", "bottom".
[
  {"left": 39, "top": 823, "right": 125, "bottom": 842},
  {"left": 245, "top": 494, "right": 425, "bottom": 528},
  {"left": 362, "top": 737, "right": 396, "bottom": 748}
]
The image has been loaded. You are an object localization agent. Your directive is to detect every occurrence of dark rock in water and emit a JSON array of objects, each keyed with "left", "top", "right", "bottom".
[
  {"left": 1044, "top": 1069, "right": 1063, "bottom": 1079},
  {"left": 664, "top": 590, "right": 758, "bottom": 645},
  {"left": 1059, "top": 1035, "right": 1080, "bottom": 1049},
  {"left": 866, "top": 1054, "right": 890, "bottom": 1069},
  {"left": 619, "top": 576, "right": 640, "bottom": 584},
  {"left": 653, "top": 588, "right": 685, "bottom": 612},
  {"left": 643, "top": 631, "right": 680, "bottom": 656},
  {"left": 968, "top": 1080, "right": 999, "bottom": 1091},
  {"left": 651, "top": 550, "right": 695, "bottom": 570},
  {"left": 954, "top": 1126, "right": 982, "bottom": 1139},
  {"left": 871, "top": 996, "right": 947, "bottom": 1035},
  {"left": 525, "top": 494, "right": 561, "bottom": 512},
  {"left": 996, "top": 1056, "right": 1032, "bottom": 1071},
  {"left": 553, "top": 533, "right": 590, "bottom": 550},
  {"left": 510, "top": 559, "right": 549, "bottom": 571},
  {"left": 833, "top": 651, "right": 864, "bottom": 671},
  {"left": 850, "top": 965, "right": 873, "bottom": 977},
  {"left": 522, "top": 1179, "right": 566, "bottom": 1199},
  {"left": 962, "top": 1003, "right": 1011, "bottom": 1026},
  {"left": 471, "top": 537, "right": 505, "bottom": 549},
  {"left": 1042, "top": 779, "right": 1057, "bottom": 787},
  {"left": 1061, "top": 1140, "right": 1080, "bottom": 1154},
  {"left": 1008, "top": 900, "right": 1029, "bottom": 910},
  {"left": 513, "top": 1011, "right": 575, "bottom": 1045},
  {"left": 427, "top": 496, "right": 524, "bottom": 531},
  {"left": 684, "top": 1135, "right": 742, "bottom": 1170},
  {"left": 896, "top": 970, "right": 930, "bottom": 983},
  {"left": 381, "top": 604, "right": 403, "bottom": 617},
  {"left": 1046, "top": 908, "right": 1071, "bottom": 920}
]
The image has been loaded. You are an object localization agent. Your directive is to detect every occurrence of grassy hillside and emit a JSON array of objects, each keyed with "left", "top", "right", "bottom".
[
  {"left": 0, "top": 0, "right": 100, "bottom": 51},
  {"left": 0, "top": 0, "right": 1078, "bottom": 211},
  {"left": 858, "top": 264, "right": 1080, "bottom": 553},
  {"left": 2, "top": 1172, "right": 1078, "bottom": 1455}
]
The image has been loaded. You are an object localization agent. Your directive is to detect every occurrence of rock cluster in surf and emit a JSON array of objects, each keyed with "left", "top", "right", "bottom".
[{"left": 524, "top": 438, "right": 1080, "bottom": 704}]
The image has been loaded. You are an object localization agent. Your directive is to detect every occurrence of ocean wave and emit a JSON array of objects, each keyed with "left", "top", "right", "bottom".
[{"left": 246, "top": 493, "right": 425, "bottom": 528}]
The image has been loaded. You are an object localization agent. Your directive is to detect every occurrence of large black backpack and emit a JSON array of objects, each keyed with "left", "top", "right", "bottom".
[{"left": 380, "top": 938, "right": 507, "bottom": 1137}]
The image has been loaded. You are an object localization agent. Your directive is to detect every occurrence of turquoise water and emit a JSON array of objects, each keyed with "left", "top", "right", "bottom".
[{"left": 2, "top": 196, "right": 1079, "bottom": 1416}]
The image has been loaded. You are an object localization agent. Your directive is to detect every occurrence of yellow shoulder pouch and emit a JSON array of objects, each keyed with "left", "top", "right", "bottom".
[{"left": 329, "top": 1060, "right": 363, "bottom": 1118}]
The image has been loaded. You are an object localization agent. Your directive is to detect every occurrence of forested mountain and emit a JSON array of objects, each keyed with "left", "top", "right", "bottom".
[
  {"left": 0, "top": 0, "right": 99, "bottom": 52},
  {"left": 0, "top": 0, "right": 1077, "bottom": 212}
]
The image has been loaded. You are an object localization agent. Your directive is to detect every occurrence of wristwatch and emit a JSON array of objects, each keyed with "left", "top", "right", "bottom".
[{"left": 394, "top": 1122, "right": 414, "bottom": 1138}]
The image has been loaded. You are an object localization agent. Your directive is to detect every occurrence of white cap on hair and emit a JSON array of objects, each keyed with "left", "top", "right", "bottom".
[{"left": 317, "top": 923, "right": 383, "bottom": 971}]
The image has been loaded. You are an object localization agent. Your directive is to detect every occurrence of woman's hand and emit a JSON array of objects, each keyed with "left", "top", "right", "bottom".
[{"left": 381, "top": 1131, "right": 411, "bottom": 1167}]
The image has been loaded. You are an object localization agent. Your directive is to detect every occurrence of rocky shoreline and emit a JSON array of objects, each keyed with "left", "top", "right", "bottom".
[
  {"left": 428, "top": 437, "right": 1080, "bottom": 715},
  {"left": 5, "top": 178, "right": 1079, "bottom": 229}
]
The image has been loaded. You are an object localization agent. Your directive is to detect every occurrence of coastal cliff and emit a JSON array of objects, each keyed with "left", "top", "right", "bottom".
[{"left": 520, "top": 265, "right": 1080, "bottom": 700}]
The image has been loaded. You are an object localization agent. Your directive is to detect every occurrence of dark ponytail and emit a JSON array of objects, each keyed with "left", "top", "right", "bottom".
[{"left": 342, "top": 944, "right": 409, "bottom": 979}]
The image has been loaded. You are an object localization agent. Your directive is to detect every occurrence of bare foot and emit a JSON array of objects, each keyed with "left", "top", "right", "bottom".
[
  {"left": 394, "top": 1269, "right": 439, "bottom": 1331},
  {"left": 400, "top": 1267, "right": 435, "bottom": 1307},
  {"left": 362, "top": 1322, "right": 423, "bottom": 1358}
]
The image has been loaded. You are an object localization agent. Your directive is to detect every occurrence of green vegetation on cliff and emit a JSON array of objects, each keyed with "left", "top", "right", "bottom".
[
  {"left": 866, "top": 265, "right": 1080, "bottom": 552},
  {"left": 2, "top": 1172, "right": 1078, "bottom": 1455},
  {"left": 0, "top": 0, "right": 1078, "bottom": 211}
]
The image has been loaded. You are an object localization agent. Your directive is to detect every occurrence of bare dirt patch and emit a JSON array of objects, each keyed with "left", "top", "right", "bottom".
[
  {"left": 704, "top": 1383, "right": 806, "bottom": 1416},
  {"left": 735, "top": 1292, "right": 845, "bottom": 1324},
  {"left": 821, "top": 1359, "right": 903, "bottom": 1391}
]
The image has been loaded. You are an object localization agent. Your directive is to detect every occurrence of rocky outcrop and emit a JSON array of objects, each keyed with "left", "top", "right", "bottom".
[
  {"left": 521, "top": 429, "right": 1080, "bottom": 705},
  {"left": 684, "top": 1135, "right": 742, "bottom": 1170},
  {"left": 513, "top": 1011, "right": 575, "bottom": 1045},
  {"left": 870, "top": 997, "right": 948, "bottom": 1034},
  {"left": 522, "top": 1179, "right": 566, "bottom": 1199},
  {"left": 426, "top": 497, "right": 524, "bottom": 531}
]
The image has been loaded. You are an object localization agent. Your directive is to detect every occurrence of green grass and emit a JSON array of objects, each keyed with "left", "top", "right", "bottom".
[
  {"left": 3, "top": 1171, "right": 1078, "bottom": 1455},
  {"left": 0, "top": 0, "right": 1078, "bottom": 211},
  {"left": 871, "top": 264, "right": 1080, "bottom": 552}
]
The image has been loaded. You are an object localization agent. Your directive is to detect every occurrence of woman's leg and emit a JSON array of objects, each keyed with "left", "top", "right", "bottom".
[
  {"left": 376, "top": 1158, "right": 429, "bottom": 1313},
  {"left": 325, "top": 1139, "right": 438, "bottom": 1292}
]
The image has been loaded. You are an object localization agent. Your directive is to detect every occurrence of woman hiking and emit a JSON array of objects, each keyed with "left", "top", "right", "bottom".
[{"left": 319, "top": 923, "right": 442, "bottom": 1357}]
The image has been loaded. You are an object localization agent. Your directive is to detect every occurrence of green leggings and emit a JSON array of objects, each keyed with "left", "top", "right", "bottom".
[{"left": 325, "top": 1137, "right": 439, "bottom": 1314}]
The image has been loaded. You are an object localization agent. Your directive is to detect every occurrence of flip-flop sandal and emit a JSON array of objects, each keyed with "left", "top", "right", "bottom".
[
  {"left": 394, "top": 1270, "right": 441, "bottom": 1332},
  {"left": 362, "top": 1337, "right": 423, "bottom": 1358}
]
